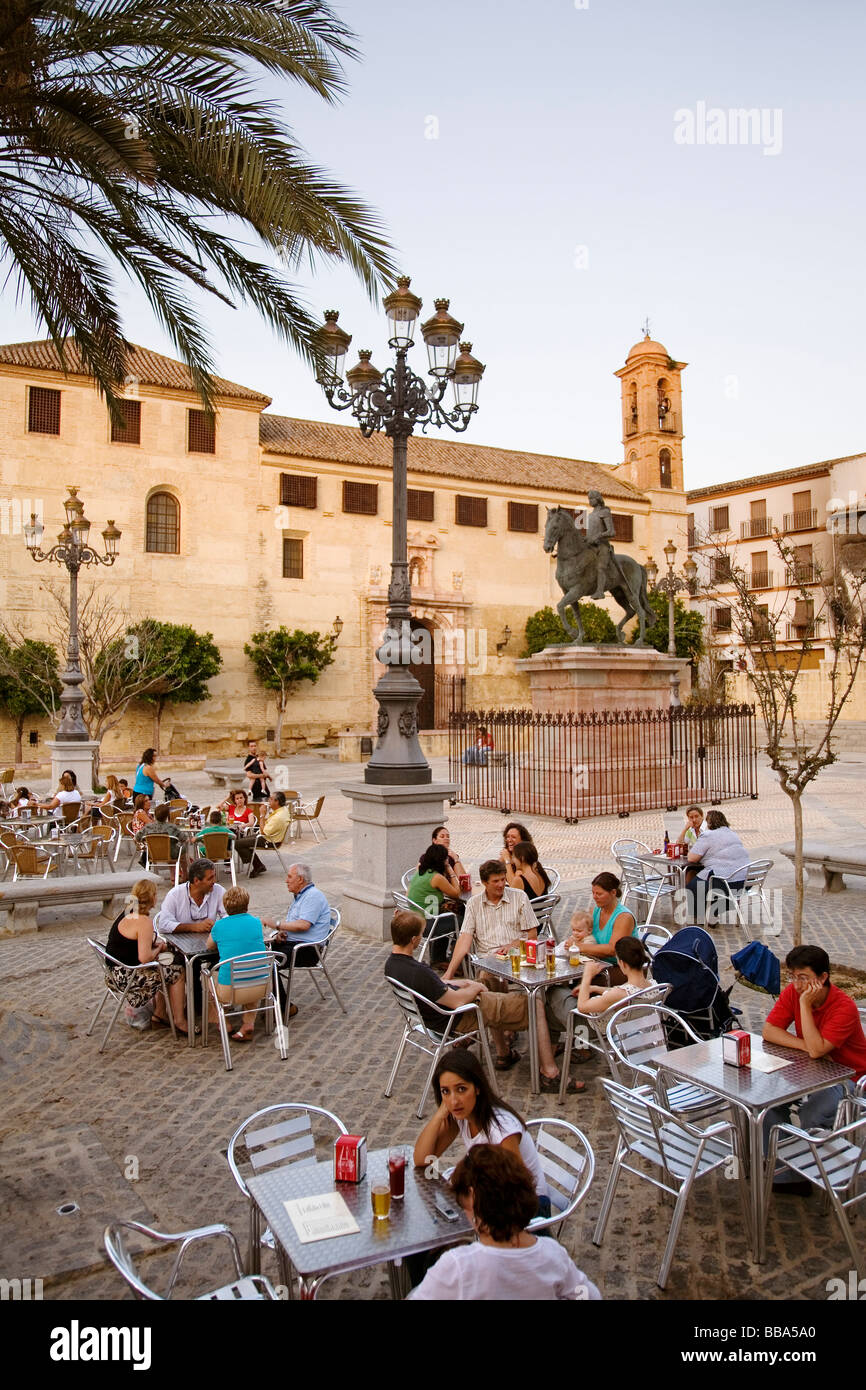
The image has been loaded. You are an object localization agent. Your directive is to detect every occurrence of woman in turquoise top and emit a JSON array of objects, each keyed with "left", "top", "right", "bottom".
[
  {"left": 133, "top": 748, "right": 168, "bottom": 798},
  {"left": 572, "top": 872, "right": 637, "bottom": 977},
  {"left": 205, "top": 886, "right": 267, "bottom": 1041}
]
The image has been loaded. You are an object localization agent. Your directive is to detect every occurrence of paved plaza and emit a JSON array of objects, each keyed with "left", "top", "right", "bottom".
[{"left": 1, "top": 751, "right": 865, "bottom": 1302}]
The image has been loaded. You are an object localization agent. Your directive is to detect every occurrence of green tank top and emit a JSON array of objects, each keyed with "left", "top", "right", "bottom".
[{"left": 408, "top": 870, "right": 444, "bottom": 918}]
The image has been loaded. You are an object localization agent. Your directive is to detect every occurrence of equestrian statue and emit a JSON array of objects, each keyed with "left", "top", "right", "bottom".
[{"left": 542, "top": 491, "right": 655, "bottom": 645}]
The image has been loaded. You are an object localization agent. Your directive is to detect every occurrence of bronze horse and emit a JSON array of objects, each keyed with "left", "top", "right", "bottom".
[{"left": 542, "top": 505, "right": 654, "bottom": 645}]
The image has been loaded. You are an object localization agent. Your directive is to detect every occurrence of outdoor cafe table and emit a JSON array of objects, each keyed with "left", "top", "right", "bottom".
[
  {"left": 159, "top": 929, "right": 216, "bottom": 1049},
  {"left": 247, "top": 1147, "right": 472, "bottom": 1300},
  {"left": 638, "top": 851, "right": 690, "bottom": 916},
  {"left": 657, "top": 1033, "right": 854, "bottom": 1262},
  {"left": 472, "top": 950, "right": 583, "bottom": 1093}
]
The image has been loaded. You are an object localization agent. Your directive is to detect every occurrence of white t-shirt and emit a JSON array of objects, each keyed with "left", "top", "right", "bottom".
[
  {"left": 53, "top": 789, "right": 82, "bottom": 820},
  {"left": 456, "top": 1107, "right": 548, "bottom": 1198},
  {"left": 408, "top": 1237, "right": 601, "bottom": 1301},
  {"left": 691, "top": 825, "right": 748, "bottom": 881}
]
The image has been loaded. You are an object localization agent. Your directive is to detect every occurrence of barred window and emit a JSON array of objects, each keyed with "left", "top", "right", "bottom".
[
  {"left": 145, "top": 492, "right": 180, "bottom": 553},
  {"left": 408, "top": 488, "right": 435, "bottom": 522},
  {"left": 187, "top": 409, "right": 215, "bottom": 454},
  {"left": 710, "top": 505, "right": 730, "bottom": 532},
  {"left": 280, "top": 474, "right": 317, "bottom": 508},
  {"left": 342, "top": 481, "right": 378, "bottom": 515},
  {"left": 111, "top": 399, "right": 141, "bottom": 445},
  {"left": 508, "top": 501, "right": 538, "bottom": 533},
  {"left": 712, "top": 606, "right": 732, "bottom": 631},
  {"left": 455, "top": 495, "right": 487, "bottom": 527},
  {"left": 659, "top": 449, "right": 672, "bottom": 489},
  {"left": 611, "top": 513, "right": 634, "bottom": 542},
  {"left": 282, "top": 538, "right": 303, "bottom": 579},
  {"left": 28, "top": 386, "right": 61, "bottom": 435},
  {"left": 713, "top": 555, "right": 732, "bottom": 582}
]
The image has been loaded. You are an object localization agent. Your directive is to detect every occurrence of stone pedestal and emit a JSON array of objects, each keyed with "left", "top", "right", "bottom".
[
  {"left": 46, "top": 740, "right": 99, "bottom": 798},
  {"left": 341, "top": 780, "right": 458, "bottom": 942},
  {"left": 516, "top": 644, "right": 690, "bottom": 715}
]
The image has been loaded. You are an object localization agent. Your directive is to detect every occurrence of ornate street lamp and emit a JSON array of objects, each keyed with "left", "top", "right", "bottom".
[
  {"left": 316, "top": 276, "right": 484, "bottom": 784},
  {"left": 24, "top": 487, "right": 121, "bottom": 741},
  {"left": 646, "top": 541, "right": 698, "bottom": 706}
]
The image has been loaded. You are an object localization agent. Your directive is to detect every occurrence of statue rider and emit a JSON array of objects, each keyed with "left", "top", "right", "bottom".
[{"left": 584, "top": 489, "right": 617, "bottom": 601}]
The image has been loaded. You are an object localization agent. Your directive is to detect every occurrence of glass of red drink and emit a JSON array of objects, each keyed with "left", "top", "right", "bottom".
[{"left": 388, "top": 1147, "right": 407, "bottom": 1200}]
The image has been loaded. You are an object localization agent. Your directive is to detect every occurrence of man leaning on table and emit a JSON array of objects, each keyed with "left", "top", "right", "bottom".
[
  {"left": 762, "top": 944, "right": 866, "bottom": 1194},
  {"left": 159, "top": 859, "right": 227, "bottom": 934}
]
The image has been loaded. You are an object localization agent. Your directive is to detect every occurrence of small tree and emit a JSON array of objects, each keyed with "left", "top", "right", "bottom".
[
  {"left": 0, "top": 636, "right": 62, "bottom": 762},
  {"left": 523, "top": 603, "right": 617, "bottom": 656},
  {"left": 129, "top": 622, "right": 222, "bottom": 752},
  {"left": 700, "top": 528, "right": 866, "bottom": 945},
  {"left": 630, "top": 590, "right": 704, "bottom": 663},
  {"left": 244, "top": 627, "right": 337, "bottom": 754}
]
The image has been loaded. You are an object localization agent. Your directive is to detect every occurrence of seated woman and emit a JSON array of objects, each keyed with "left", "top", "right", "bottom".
[
  {"left": 676, "top": 804, "right": 705, "bottom": 847},
  {"left": 39, "top": 771, "right": 83, "bottom": 821},
  {"left": 218, "top": 789, "right": 267, "bottom": 877},
  {"left": 205, "top": 885, "right": 268, "bottom": 1041},
  {"left": 408, "top": 843, "right": 462, "bottom": 964},
  {"left": 504, "top": 840, "right": 551, "bottom": 900},
  {"left": 130, "top": 793, "right": 152, "bottom": 835},
  {"left": 197, "top": 810, "right": 266, "bottom": 877},
  {"left": 105, "top": 878, "right": 188, "bottom": 1033},
  {"left": 570, "top": 873, "right": 637, "bottom": 983},
  {"left": 574, "top": 936, "right": 654, "bottom": 1014},
  {"left": 11, "top": 787, "right": 33, "bottom": 816},
  {"left": 88, "top": 773, "right": 123, "bottom": 821},
  {"left": 686, "top": 809, "right": 748, "bottom": 920},
  {"left": 414, "top": 1049, "right": 551, "bottom": 1216},
  {"left": 428, "top": 825, "right": 467, "bottom": 880},
  {"left": 498, "top": 821, "right": 532, "bottom": 873},
  {"left": 409, "top": 1144, "right": 600, "bottom": 1301}
]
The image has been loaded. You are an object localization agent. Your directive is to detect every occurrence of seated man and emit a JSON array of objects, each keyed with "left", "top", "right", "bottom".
[
  {"left": 159, "top": 858, "right": 227, "bottom": 934},
  {"left": 262, "top": 863, "right": 331, "bottom": 1019},
  {"left": 135, "top": 802, "right": 186, "bottom": 872},
  {"left": 197, "top": 810, "right": 266, "bottom": 878},
  {"left": 442, "top": 863, "right": 582, "bottom": 1093},
  {"left": 762, "top": 943, "right": 866, "bottom": 1194},
  {"left": 262, "top": 791, "right": 293, "bottom": 847}
]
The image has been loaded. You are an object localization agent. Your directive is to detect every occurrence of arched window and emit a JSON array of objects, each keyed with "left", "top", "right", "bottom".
[
  {"left": 659, "top": 449, "right": 672, "bottom": 489},
  {"left": 657, "top": 378, "right": 671, "bottom": 427},
  {"left": 146, "top": 491, "right": 180, "bottom": 553}
]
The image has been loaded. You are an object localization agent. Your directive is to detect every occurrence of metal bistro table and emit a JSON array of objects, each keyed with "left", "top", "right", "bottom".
[
  {"left": 247, "top": 1147, "right": 472, "bottom": 1300},
  {"left": 161, "top": 930, "right": 217, "bottom": 1048},
  {"left": 658, "top": 1033, "right": 854, "bottom": 1262},
  {"left": 473, "top": 950, "right": 582, "bottom": 1093},
  {"left": 638, "top": 851, "right": 689, "bottom": 921}
]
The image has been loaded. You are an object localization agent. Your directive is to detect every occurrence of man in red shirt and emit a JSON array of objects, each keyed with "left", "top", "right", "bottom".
[{"left": 762, "top": 944, "right": 866, "bottom": 1194}]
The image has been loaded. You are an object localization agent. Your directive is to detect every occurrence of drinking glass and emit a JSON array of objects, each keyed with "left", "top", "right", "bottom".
[
  {"left": 371, "top": 1184, "right": 391, "bottom": 1220},
  {"left": 388, "top": 1147, "right": 407, "bottom": 1200}
]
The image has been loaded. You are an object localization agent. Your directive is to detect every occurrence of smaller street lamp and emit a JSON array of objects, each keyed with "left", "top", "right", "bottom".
[{"left": 646, "top": 540, "right": 698, "bottom": 706}]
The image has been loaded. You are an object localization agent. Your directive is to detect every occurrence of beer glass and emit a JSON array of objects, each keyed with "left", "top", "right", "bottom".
[
  {"left": 371, "top": 1184, "right": 391, "bottom": 1220},
  {"left": 509, "top": 947, "right": 521, "bottom": 977}
]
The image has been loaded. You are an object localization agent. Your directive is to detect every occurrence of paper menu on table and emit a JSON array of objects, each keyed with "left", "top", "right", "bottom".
[
  {"left": 283, "top": 1192, "right": 360, "bottom": 1244},
  {"left": 749, "top": 1049, "right": 795, "bottom": 1073}
]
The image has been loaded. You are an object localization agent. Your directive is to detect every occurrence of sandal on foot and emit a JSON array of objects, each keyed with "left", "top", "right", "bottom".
[
  {"left": 494, "top": 1048, "right": 521, "bottom": 1071},
  {"left": 540, "top": 1074, "right": 586, "bottom": 1095},
  {"left": 231, "top": 1030, "right": 254, "bottom": 1042}
]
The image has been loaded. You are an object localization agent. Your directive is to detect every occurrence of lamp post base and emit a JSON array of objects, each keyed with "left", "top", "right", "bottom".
[{"left": 46, "top": 740, "right": 100, "bottom": 798}]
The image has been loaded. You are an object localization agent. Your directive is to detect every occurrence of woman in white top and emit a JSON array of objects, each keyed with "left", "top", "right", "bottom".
[
  {"left": 676, "top": 804, "right": 705, "bottom": 847},
  {"left": 574, "top": 936, "right": 654, "bottom": 1015},
  {"left": 409, "top": 1143, "right": 600, "bottom": 1302},
  {"left": 39, "top": 771, "right": 82, "bottom": 820},
  {"left": 413, "top": 1048, "right": 551, "bottom": 1216}
]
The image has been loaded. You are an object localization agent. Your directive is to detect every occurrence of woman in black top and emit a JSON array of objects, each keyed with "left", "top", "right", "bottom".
[
  {"left": 105, "top": 879, "right": 188, "bottom": 1032},
  {"left": 504, "top": 841, "right": 551, "bottom": 900}
]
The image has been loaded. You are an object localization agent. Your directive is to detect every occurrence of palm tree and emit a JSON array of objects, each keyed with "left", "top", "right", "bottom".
[{"left": 0, "top": 1, "right": 396, "bottom": 410}]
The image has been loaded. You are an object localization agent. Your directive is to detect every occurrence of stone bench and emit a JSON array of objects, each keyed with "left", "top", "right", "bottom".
[
  {"left": 0, "top": 871, "right": 159, "bottom": 936},
  {"left": 779, "top": 841, "right": 866, "bottom": 894},
  {"left": 203, "top": 764, "right": 241, "bottom": 788}
]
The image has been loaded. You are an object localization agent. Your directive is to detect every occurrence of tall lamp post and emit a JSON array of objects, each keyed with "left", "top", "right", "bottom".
[
  {"left": 645, "top": 539, "right": 698, "bottom": 707},
  {"left": 315, "top": 276, "right": 484, "bottom": 784},
  {"left": 24, "top": 487, "right": 121, "bottom": 791}
]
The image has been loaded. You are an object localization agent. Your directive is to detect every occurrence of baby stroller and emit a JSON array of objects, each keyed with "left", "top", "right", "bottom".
[
  {"left": 652, "top": 926, "right": 741, "bottom": 1044},
  {"left": 161, "top": 779, "right": 200, "bottom": 815},
  {"left": 730, "top": 940, "right": 781, "bottom": 999}
]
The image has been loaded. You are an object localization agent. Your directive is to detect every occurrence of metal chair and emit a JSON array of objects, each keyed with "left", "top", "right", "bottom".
[
  {"left": 401, "top": 865, "right": 417, "bottom": 893},
  {"left": 227, "top": 1102, "right": 348, "bottom": 1277},
  {"left": 167, "top": 798, "right": 189, "bottom": 822},
  {"left": 638, "top": 923, "right": 673, "bottom": 954},
  {"left": 277, "top": 907, "right": 346, "bottom": 1029},
  {"left": 142, "top": 832, "right": 183, "bottom": 886},
  {"left": 619, "top": 854, "right": 678, "bottom": 925},
  {"left": 606, "top": 1001, "right": 731, "bottom": 1120},
  {"left": 85, "top": 938, "right": 178, "bottom": 1052},
  {"left": 67, "top": 823, "right": 117, "bottom": 874},
  {"left": 383, "top": 977, "right": 496, "bottom": 1118},
  {"left": 764, "top": 1102, "right": 866, "bottom": 1270},
  {"left": 194, "top": 831, "right": 237, "bottom": 885},
  {"left": 104, "top": 1219, "right": 278, "bottom": 1300},
  {"left": 704, "top": 860, "right": 774, "bottom": 929},
  {"left": 391, "top": 890, "right": 459, "bottom": 966},
  {"left": 201, "top": 951, "right": 287, "bottom": 1070},
  {"left": 524, "top": 1118, "right": 595, "bottom": 1238},
  {"left": 532, "top": 892, "right": 561, "bottom": 938},
  {"left": 0, "top": 768, "right": 15, "bottom": 800},
  {"left": 113, "top": 811, "right": 138, "bottom": 865},
  {"left": 7, "top": 841, "right": 63, "bottom": 880},
  {"left": 61, "top": 800, "right": 83, "bottom": 824},
  {"left": 545, "top": 867, "right": 562, "bottom": 894},
  {"left": 611, "top": 837, "right": 653, "bottom": 861},
  {"left": 557, "top": 983, "right": 671, "bottom": 1103},
  {"left": 293, "top": 795, "right": 326, "bottom": 842},
  {"left": 593, "top": 1077, "right": 746, "bottom": 1288}
]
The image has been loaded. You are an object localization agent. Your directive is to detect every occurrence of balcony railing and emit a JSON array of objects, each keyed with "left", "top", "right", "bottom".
[
  {"left": 745, "top": 624, "right": 773, "bottom": 643},
  {"left": 782, "top": 509, "right": 818, "bottom": 532},
  {"left": 712, "top": 616, "right": 733, "bottom": 633},
  {"left": 624, "top": 416, "right": 638, "bottom": 436},
  {"left": 786, "top": 562, "right": 819, "bottom": 584},
  {"left": 747, "top": 570, "right": 773, "bottom": 589},
  {"left": 740, "top": 517, "right": 773, "bottom": 539},
  {"left": 659, "top": 412, "right": 678, "bottom": 433},
  {"left": 785, "top": 621, "right": 822, "bottom": 641}
]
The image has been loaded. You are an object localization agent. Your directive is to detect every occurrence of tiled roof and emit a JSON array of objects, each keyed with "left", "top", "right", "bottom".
[
  {"left": 685, "top": 458, "right": 857, "bottom": 501},
  {"left": 260, "top": 414, "right": 647, "bottom": 502},
  {"left": 0, "top": 339, "right": 271, "bottom": 404}
]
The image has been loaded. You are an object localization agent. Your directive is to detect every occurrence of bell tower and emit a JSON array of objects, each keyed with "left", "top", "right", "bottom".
[{"left": 614, "top": 334, "right": 686, "bottom": 495}]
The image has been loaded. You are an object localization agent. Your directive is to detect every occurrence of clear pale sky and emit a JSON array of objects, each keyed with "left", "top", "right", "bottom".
[{"left": 3, "top": 0, "right": 864, "bottom": 488}]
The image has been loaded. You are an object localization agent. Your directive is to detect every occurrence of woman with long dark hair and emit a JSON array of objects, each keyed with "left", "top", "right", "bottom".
[
  {"left": 133, "top": 748, "right": 168, "bottom": 798},
  {"left": 413, "top": 1048, "right": 551, "bottom": 1216},
  {"left": 408, "top": 842, "right": 462, "bottom": 919},
  {"left": 504, "top": 840, "right": 551, "bottom": 900}
]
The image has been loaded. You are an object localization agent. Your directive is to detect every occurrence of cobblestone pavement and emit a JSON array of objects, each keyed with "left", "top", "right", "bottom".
[{"left": 2, "top": 752, "right": 865, "bottom": 1302}]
